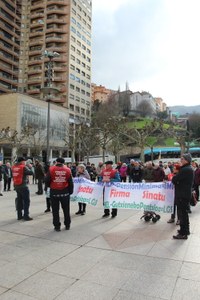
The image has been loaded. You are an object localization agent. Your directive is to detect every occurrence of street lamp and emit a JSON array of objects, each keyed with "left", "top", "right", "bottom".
[{"left": 41, "top": 50, "right": 60, "bottom": 163}]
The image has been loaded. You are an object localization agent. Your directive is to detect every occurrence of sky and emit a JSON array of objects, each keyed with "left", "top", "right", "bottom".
[{"left": 91, "top": 0, "right": 200, "bottom": 107}]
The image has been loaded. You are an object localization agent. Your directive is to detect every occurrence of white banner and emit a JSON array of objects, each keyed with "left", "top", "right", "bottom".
[
  {"left": 104, "top": 181, "right": 174, "bottom": 213},
  {"left": 71, "top": 178, "right": 174, "bottom": 213},
  {"left": 70, "top": 177, "right": 104, "bottom": 207}
]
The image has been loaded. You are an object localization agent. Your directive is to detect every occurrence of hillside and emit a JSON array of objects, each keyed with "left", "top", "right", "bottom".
[{"left": 169, "top": 105, "right": 200, "bottom": 115}]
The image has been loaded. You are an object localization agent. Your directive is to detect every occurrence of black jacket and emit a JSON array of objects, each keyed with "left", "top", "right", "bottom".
[{"left": 172, "top": 164, "right": 194, "bottom": 202}]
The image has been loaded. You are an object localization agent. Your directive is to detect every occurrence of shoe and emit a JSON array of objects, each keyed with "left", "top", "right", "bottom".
[
  {"left": 187, "top": 209, "right": 192, "bottom": 213},
  {"left": 176, "top": 220, "right": 180, "bottom": 225},
  {"left": 35, "top": 192, "right": 39, "bottom": 195},
  {"left": 81, "top": 211, "right": 85, "bottom": 215},
  {"left": 65, "top": 225, "right": 70, "bottom": 230},
  {"left": 0, "top": 193, "right": 3, "bottom": 196},
  {"left": 44, "top": 209, "right": 51, "bottom": 213},
  {"left": 75, "top": 211, "right": 81, "bottom": 215},
  {"left": 17, "top": 216, "right": 23, "bottom": 220},
  {"left": 177, "top": 229, "right": 190, "bottom": 235},
  {"left": 111, "top": 215, "right": 117, "bottom": 218},
  {"left": 7, "top": 189, "right": 11, "bottom": 191},
  {"left": 102, "top": 214, "right": 110, "bottom": 218},
  {"left": 167, "top": 218, "right": 175, "bottom": 223},
  {"left": 54, "top": 227, "right": 61, "bottom": 232},
  {"left": 24, "top": 217, "right": 33, "bottom": 221},
  {"left": 173, "top": 233, "right": 188, "bottom": 240}
]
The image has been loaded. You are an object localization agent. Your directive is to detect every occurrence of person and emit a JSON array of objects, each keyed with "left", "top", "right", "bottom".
[
  {"left": 172, "top": 153, "right": 194, "bottom": 239},
  {"left": 75, "top": 164, "right": 90, "bottom": 215},
  {"left": 163, "top": 163, "right": 171, "bottom": 180},
  {"left": 4, "top": 162, "right": 12, "bottom": 191},
  {"left": 129, "top": 161, "right": 143, "bottom": 183},
  {"left": 35, "top": 160, "right": 45, "bottom": 195},
  {"left": 152, "top": 163, "right": 165, "bottom": 182},
  {"left": 90, "top": 163, "right": 97, "bottom": 181},
  {"left": 99, "top": 160, "right": 121, "bottom": 218},
  {"left": 119, "top": 163, "right": 127, "bottom": 182},
  {"left": 96, "top": 162, "right": 104, "bottom": 182},
  {"left": 167, "top": 163, "right": 181, "bottom": 225},
  {"left": 0, "top": 161, "right": 4, "bottom": 196},
  {"left": 127, "top": 159, "right": 136, "bottom": 182},
  {"left": 192, "top": 161, "right": 200, "bottom": 201},
  {"left": 44, "top": 162, "right": 51, "bottom": 213},
  {"left": 142, "top": 161, "right": 154, "bottom": 182},
  {"left": 45, "top": 157, "right": 74, "bottom": 231},
  {"left": 12, "top": 157, "right": 33, "bottom": 221}
]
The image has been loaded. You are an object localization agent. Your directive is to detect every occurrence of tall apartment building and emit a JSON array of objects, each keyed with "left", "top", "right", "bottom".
[
  {"left": 0, "top": 0, "right": 21, "bottom": 93},
  {"left": 1, "top": 0, "right": 92, "bottom": 125}
]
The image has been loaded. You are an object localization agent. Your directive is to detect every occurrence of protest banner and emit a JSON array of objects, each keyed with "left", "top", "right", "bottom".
[
  {"left": 71, "top": 178, "right": 174, "bottom": 213},
  {"left": 71, "top": 177, "right": 104, "bottom": 207},
  {"left": 104, "top": 181, "right": 174, "bottom": 213}
]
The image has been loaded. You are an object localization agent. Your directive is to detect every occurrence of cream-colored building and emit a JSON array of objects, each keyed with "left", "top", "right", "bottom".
[{"left": 0, "top": 93, "right": 69, "bottom": 161}]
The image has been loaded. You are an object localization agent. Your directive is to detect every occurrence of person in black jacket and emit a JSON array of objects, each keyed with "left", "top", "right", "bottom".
[
  {"left": 0, "top": 161, "right": 4, "bottom": 196},
  {"left": 4, "top": 162, "right": 12, "bottom": 191},
  {"left": 172, "top": 153, "right": 194, "bottom": 239}
]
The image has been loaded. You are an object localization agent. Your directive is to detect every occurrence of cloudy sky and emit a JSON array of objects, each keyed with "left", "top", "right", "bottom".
[{"left": 92, "top": 0, "right": 200, "bottom": 107}]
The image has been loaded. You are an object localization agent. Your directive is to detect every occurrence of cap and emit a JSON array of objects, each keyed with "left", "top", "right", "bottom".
[
  {"left": 17, "top": 157, "right": 26, "bottom": 163},
  {"left": 182, "top": 153, "right": 192, "bottom": 163},
  {"left": 104, "top": 161, "right": 113, "bottom": 165},
  {"left": 56, "top": 157, "right": 65, "bottom": 164},
  {"left": 130, "top": 159, "right": 135, "bottom": 163}
]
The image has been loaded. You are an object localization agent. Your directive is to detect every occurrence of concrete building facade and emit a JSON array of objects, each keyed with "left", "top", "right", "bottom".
[
  {"left": 91, "top": 84, "right": 116, "bottom": 102},
  {"left": 0, "top": 93, "right": 69, "bottom": 161},
  {"left": 130, "top": 91, "right": 157, "bottom": 114}
]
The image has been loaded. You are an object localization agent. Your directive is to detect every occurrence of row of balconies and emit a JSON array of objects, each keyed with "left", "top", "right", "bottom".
[
  {"left": 31, "top": 8, "right": 68, "bottom": 20},
  {"left": 30, "top": 0, "right": 67, "bottom": 11}
]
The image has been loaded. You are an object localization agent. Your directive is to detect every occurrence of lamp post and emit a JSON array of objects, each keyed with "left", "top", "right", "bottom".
[{"left": 41, "top": 50, "right": 60, "bottom": 163}]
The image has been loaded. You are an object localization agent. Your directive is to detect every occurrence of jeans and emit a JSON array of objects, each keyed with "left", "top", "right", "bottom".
[
  {"left": 37, "top": 178, "right": 43, "bottom": 194},
  {"left": 16, "top": 187, "right": 30, "bottom": 219}
]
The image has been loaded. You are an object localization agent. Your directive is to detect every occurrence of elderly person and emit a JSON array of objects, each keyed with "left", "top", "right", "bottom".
[
  {"left": 172, "top": 153, "right": 194, "bottom": 239},
  {"left": 75, "top": 164, "right": 90, "bottom": 215}
]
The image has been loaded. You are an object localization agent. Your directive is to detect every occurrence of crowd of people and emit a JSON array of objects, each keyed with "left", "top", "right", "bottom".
[{"left": 0, "top": 154, "right": 199, "bottom": 239}]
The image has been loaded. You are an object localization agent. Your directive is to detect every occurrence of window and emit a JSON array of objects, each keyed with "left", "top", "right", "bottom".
[
  {"left": 81, "top": 71, "right": 85, "bottom": 77},
  {"left": 77, "top": 22, "right": 81, "bottom": 29},
  {"left": 81, "top": 80, "right": 85, "bottom": 85},
  {"left": 72, "top": 8, "right": 76, "bottom": 14},
  {"left": 77, "top": 14, "right": 81, "bottom": 20},
  {"left": 77, "top": 59, "right": 81, "bottom": 64},
  {"left": 76, "top": 96, "right": 80, "bottom": 101},
  {"left": 86, "top": 83, "right": 90, "bottom": 88},
  {"left": 82, "top": 62, "right": 86, "bottom": 67},
  {"left": 77, "top": 40, "right": 81, "bottom": 47},
  {"left": 71, "top": 17, "right": 76, "bottom": 24},
  {"left": 76, "top": 76, "right": 80, "bottom": 83},
  {"left": 76, "top": 68, "right": 80, "bottom": 73},
  {"left": 70, "top": 73, "right": 75, "bottom": 80},
  {"left": 76, "top": 87, "right": 80, "bottom": 92},
  {"left": 81, "top": 108, "right": 85, "bottom": 114},
  {"left": 77, "top": 49, "right": 81, "bottom": 55},
  {"left": 71, "top": 45, "right": 75, "bottom": 52},
  {"left": 71, "top": 35, "right": 76, "bottom": 42},
  {"left": 81, "top": 89, "right": 85, "bottom": 95},
  {"left": 70, "top": 84, "right": 75, "bottom": 90},
  {"left": 70, "top": 64, "right": 75, "bottom": 70},
  {"left": 86, "top": 92, "right": 90, "bottom": 97},
  {"left": 77, "top": 31, "right": 81, "bottom": 38},
  {"left": 70, "top": 104, "right": 74, "bottom": 111},
  {"left": 86, "top": 74, "right": 90, "bottom": 79},
  {"left": 82, "top": 53, "right": 86, "bottom": 59},
  {"left": 69, "top": 93, "right": 74, "bottom": 99},
  {"left": 71, "top": 55, "right": 75, "bottom": 61},
  {"left": 82, "top": 44, "right": 86, "bottom": 50},
  {"left": 75, "top": 106, "right": 80, "bottom": 113},
  {"left": 71, "top": 26, "right": 76, "bottom": 33}
]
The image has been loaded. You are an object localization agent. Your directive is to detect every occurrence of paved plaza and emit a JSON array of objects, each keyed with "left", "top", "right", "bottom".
[{"left": 0, "top": 184, "right": 200, "bottom": 299}]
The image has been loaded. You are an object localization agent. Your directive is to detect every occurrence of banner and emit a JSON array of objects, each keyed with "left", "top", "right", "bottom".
[
  {"left": 71, "top": 178, "right": 174, "bottom": 213},
  {"left": 70, "top": 177, "right": 104, "bottom": 207},
  {"left": 104, "top": 181, "right": 174, "bottom": 213}
]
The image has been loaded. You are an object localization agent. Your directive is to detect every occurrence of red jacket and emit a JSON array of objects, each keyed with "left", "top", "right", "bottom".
[
  {"left": 12, "top": 164, "right": 25, "bottom": 186},
  {"left": 49, "top": 165, "right": 71, "bottom": 190}
]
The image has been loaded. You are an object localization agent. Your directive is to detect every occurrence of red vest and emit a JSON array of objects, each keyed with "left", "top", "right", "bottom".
[
  {"left": 50, "top": 165, "right": 71, "bottom": 190},
  {"left": 12, "top": 164, "right": 25, "bottom": 186},
  {"left": 101, "top": 168, "right": 117, "bottom": 181}
]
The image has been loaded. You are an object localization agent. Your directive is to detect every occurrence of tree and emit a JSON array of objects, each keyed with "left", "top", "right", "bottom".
[
  {"left": 188, "top": 113, "right": 200, "bottom": 140},
  {"left": 137, "top": 100, "right": 154, "bottom": 117}
]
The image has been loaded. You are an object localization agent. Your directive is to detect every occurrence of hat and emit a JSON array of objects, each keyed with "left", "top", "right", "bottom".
[
  {"left": 56, "top": 157, "right": 65, "bottom": 164},
  {"left": 17, "top": 157, "right": 26, "bottom": 163},
  {"left": 130, "top": 159, "right": 135, "bottom": 163},
  {"left": 182, "top": 153, "right": 192, "bottom": 163},
  {"left": 104, "top": 161, "right": 113, "bottom": 165}
]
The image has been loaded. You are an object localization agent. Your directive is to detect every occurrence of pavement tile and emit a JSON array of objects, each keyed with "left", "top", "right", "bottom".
[
  {"left": 82, "top": 264, "right": 133, "bottom": 289},
  {"left": 179, "top": 261, "right": 200, "bottom": 281},
  {"left": 0, "top": 290, "right": 37, "bottom": 300},
  {"left": 114, "top": 290, "right": 161, "bottom": 300},
  {"left": 122, "top": 271, "right": 177, "bottom": 299},
  {"left": 13, "top": 270, "right": 75, "bottom": 300},
  {"left": 56, "top": 280, "right": 119, "bottom": 300},
  {"left": 171, "top": 278, "right": 200, "bottom": 300},
  {"left": 0, "top": 287, "right": 8, "bottom": 296}
]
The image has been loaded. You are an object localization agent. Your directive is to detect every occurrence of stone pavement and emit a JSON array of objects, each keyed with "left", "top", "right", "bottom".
[{"left": 0, "top": 184, "right": 200, "bottom": 300}]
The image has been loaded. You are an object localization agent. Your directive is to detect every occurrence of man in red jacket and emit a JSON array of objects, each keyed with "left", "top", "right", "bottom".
[
  {"left": 12, "top": 157, "right": 33, "bottom": 221},
  {"left": 45, "top": 157, "right": 74, "bottom": 231}
]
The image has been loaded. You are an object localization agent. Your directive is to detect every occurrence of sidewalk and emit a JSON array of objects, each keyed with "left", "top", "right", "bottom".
[{"left": 0, "top": 184, "right": 200, "bottom": 299}]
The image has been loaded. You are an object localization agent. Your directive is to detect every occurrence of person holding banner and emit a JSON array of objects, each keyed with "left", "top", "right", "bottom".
[
  {"left": 172, "top": 153, "right": 194, "bottom": 240},
  {"left": 75, "top": 164, "right": 90, "bottom": 215},
  {"left": 99, "top": 160, "right": 121, "bottom": 218},
  {"left": 45, "top": 157, "right": 74, "bottom": 232}
]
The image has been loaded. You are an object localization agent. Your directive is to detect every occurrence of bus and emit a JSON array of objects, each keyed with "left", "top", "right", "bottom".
[
  {"left": 144, "top": 147, "right": 200, "bottom": 163},
  {"left": 120, "top": 147, "right": 200, "bottom": 164}
]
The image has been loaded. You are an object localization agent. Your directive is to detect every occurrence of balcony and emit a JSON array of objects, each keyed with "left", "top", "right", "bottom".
[
  {"left": 45, "top": 35, "right": 67, "bottom": 43},
  {"left": 28, "top": 59, "right": 42, "bottom": 66},
  {"left": 46, "top": 27, "right": 68, "bottom": 34},
  {"left": 27, "top": 89, "right": 41, "bottom": 95},
  {"left": 29, "top": 49, "right": 42, "bottom": 56},
  {"left": 46, "top": 8, "right": 68, "bottom": 15},
  {"left": 45, "top": 46, "right": 67, "bottom": 53},
  {"left": 27, "top": 77, "right": 42, "bottom": 84},
  {"left": 29, "top": 31, "right": 44, "bottom": 38},
  {"left": 46, "top": 17, "right": 67, "bottom": 25},
  {"left": 31, "top": 12, "right": 44, "bottom": 20},
  {"left": 27, "top": 68, "right": 42, "bottom": 75},
  {"left": 47, "top": 0, "right": 68, "bottom": 6},
  {"left": 30, "top": 2, "right": 45, "bottom": 10},
  {"left": 29, "top": 39, "right": 44, "bottom": 46}
]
